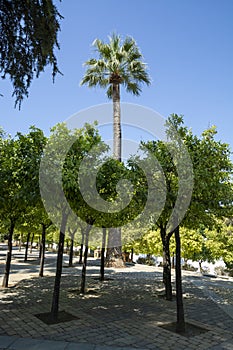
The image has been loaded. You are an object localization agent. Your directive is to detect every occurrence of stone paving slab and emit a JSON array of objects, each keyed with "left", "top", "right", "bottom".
[
  {"left": 0, "top": 335, "right": 148, "bottom": 350},
  {"left": 0, "top": 249, "right": 233, "bottom": 350},
  {"left": 0, "top": 336, "right": 18, "bottom": 348}
]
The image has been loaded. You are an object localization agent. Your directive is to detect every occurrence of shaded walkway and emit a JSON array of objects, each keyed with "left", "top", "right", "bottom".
[{"left": 0, "top": 251, "right": 233, "bottom": 349}]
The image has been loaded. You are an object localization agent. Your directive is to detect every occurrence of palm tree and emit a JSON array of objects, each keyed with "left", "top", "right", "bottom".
[
  {"left": 81, "top": 34, "right": 151, "bottom": 266},
  {"left": 81, "top": 33, "right": 151, "bottom": 160}
]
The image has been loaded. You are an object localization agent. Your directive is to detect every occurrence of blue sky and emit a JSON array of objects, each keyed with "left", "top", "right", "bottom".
[{"left": 0, "top": 0, "right": 232, "bottom": 152}]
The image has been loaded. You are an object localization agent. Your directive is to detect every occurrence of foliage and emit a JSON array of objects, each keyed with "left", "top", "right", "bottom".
[
  {"left": 143, "top": 115, "right": 233, "bottom": 232},
  {"left": 81, "top": 33, "right": 150, "bottom": 98},
  {"left": 0, "top": 0, "right": 62, "bottom": 107},
  {"left": 184, "top": 125, "right": 233, "bottom": 229},
  {"left": 0, "top": 126, "right": 46, "bottom": 229},
  {"left": 137, "top": 256, "right": 156, "bottom": 266},
  {"left": 211, "top": 218, "right": 233, "bottom": 268}
]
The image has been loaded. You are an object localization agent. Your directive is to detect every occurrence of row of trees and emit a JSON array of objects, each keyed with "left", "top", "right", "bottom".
[
  {"left": 1, "top": 115, "right": 233, "bottom": 327},
  {"left": 128, "top": 223, "right": 233, "bottom": 271},
  {"left": 1, "top": 13, "right": 233, "bottom": 333}
]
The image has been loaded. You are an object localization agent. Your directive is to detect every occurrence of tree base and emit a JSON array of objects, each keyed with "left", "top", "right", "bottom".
[
  {"left": 105, "top": 257, "right": 125, "bottom": 268},
  {"left": 159, "top": 322, "right": 208, "bottom": 337},
  {"left": 35, "top": 310, "right": 78, "bottom": 325}
]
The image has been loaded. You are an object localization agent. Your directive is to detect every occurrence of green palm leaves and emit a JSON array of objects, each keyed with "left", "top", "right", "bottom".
[{"left": 81, "top": 34, "right": 151, "bottom": 98}]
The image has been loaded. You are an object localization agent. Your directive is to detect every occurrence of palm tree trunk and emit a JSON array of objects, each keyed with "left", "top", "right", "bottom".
[
  {"left": 106, "top": 228, "right": 124, "bottom": 267},
  {"left": 51, "top": 211, "right": 68, "bottom": 320},
  {"left": 175, "top": 225, "right": 185, "bottom": 333},
  {"left": 106, "top": 83, "right": 124, "bottom": 267},
  {"left": 112, "top": 83, "right": 121, "bottom": 161},
  {"left": 2, "top": 220, "right": 15, "bottom": 288}
]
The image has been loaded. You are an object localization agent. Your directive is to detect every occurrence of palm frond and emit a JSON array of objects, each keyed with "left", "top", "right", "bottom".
[
  {"left": 81, "top": 33, "right": 151, "bottom": 94},
  {"left": 125, "top": 81, "right": 141, "bottom": 96}
]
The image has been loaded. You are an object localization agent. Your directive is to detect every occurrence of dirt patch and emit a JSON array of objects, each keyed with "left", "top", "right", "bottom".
[{"left": 35, "top": 310, "right": 78, "bottom": 325}]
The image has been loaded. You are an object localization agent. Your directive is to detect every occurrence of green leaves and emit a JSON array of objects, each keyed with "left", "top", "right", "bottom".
[
  {"left": 0, "top": 0, "right": 62, "bottom": 107},
  {"left": 81, "top": 33, "right": 151, "bottom": 98},
  {"left": 0, "top": 126, "right": 46, "bottom": 232}
]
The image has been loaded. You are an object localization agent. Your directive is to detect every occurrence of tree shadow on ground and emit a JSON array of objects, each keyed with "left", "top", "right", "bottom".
[{"left": 0, "top": 263, "right": 232, "bottom": 346}]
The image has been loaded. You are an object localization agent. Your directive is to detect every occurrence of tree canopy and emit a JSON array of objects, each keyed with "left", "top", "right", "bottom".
[
  {"left": 80, "top": 33, "right": 151, "bottom": 98},
  {"left": 0, "top": 0, "right": 62, "bottom": 107}
]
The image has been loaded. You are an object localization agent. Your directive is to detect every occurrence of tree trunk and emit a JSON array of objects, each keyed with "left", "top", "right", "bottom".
[
  {"left": 30, "top": 232, "right": 34, "bottom": 254},
  {"left": 24, "top": 232, "right": 30, "bottom": 262},
  {"left": 161, "top": 228, "right": 172, "bottom": 301},
  {"left": 79, "top": 228, "right": 85, "bottom": 264},
  {"left": 131, "top": 248, "right": 134, "bottom": 263},
  {"left": 112, "top": 83, "right": 121, "bottom": 161},
  {"left": 100, "top": 227, "right": 106, "bottom": 281},
  {"left": 69, "top": 237, "right": 74, "bottom": 267},
  {"left": 79, "top": 243, "right": 83, "bottom": 264},
  {"left": 51, "top": 211, "right": 68, "bottom": 320},
  {"left": 199, "top": 260, "right": 203, "bottom": 273},
  {"left": 38, "top": 236, "right": 42, "bottom": 258},
  {"left": 172, "top": 253, "right": 175, "bottom": 269},
  {"left": 39, "top": 224, "right": 46, "bottom": 277},
  {"left": 2, "top": 221, "right": 15, "bottom": 288},
  {"left": 175, "top": 225, "right": 185, "bottom": 333},
  {"left": 68, "top": 227, "right": 77, "bottom": 267},
  {"left": 19, "top": 234, "right": 22, "bottom": 252},
  {"left": 104, "top": 83, "right": 124, "bottom": 267},
  {"left": 105, "top": 228, "right": 124, "bottom": 268},
  {"left": 80, "top": 225, "right": 91, "bottom": 294}
]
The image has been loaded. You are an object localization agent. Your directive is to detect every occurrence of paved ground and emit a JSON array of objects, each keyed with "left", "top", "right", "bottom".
[{"left": 0, "top": 245, "right": 233, "bottom": 350}]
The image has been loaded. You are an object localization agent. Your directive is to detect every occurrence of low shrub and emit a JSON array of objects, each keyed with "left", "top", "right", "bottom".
[
  {"left": 214, "top": 266, "right": 227, "bottom": 276},
  {"left": 182, "top": 264, "right": 198, "bottom": 272},
  {"left": 226, "top": 269, "right": 233, "bottom": 277},
  {"left": 137, "top": 256, "right": 156, "bottom": 266}
]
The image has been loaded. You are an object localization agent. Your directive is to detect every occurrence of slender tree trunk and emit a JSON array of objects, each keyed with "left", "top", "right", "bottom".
[
  {"left": 161, "top": 228, "right": 172, "bottom": 301},
  {"left": 2, "top": 221, "right": 15, "bottom": 288},
  {"left": 30, "top": 233, "right": 34, "bottom": 254},
  {"left": 100, "top": 227, "right": 106, "bottom": 281},
  {"left": 69, "top": 237, "right": 74, "bottom": 267},
  {"left": 51, "top": 211, "right": 68, "bottom": 320},
  {"left": 79, "top": 243, "right": 83, "bottom": 264},
  {"left": 24, "top": 232, "right": 30, "bottom": 262},
  {"left": 172, "top": 253, "right": 175, "bottom": 269},
  {"left": 38, "top": 236, "right": 42, "bottom": 258},
  {"left": 68, "top": 228, "right": 77, "bottom": 267},
  {"left": 175, "top": 225, "right": 185, "bottom": 333},
  {"left": 79, "top": 228, "right": 85, "bottom": 264},
  {"left": 19, "top": 234, "right": 22, "bottom": 252},
  {"left": 39, "top": 224, "right": 46, "bottom": 277},
  {"left": 131, "top": 248, "right": 134, "bottom": 263},
  {"left": 80, "top": 246, "right": 88, "bottom": 294},
  {"left": 199, "top": 260, "right": 203, "bottom": 273},
  {"left": 80, "top": 225, "right": 91, "bottom": 294}
]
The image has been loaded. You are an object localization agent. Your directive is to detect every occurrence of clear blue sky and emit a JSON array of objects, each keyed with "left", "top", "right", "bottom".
[{"left": 0, "top": 0, "right": 232, "bottom": 152}]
